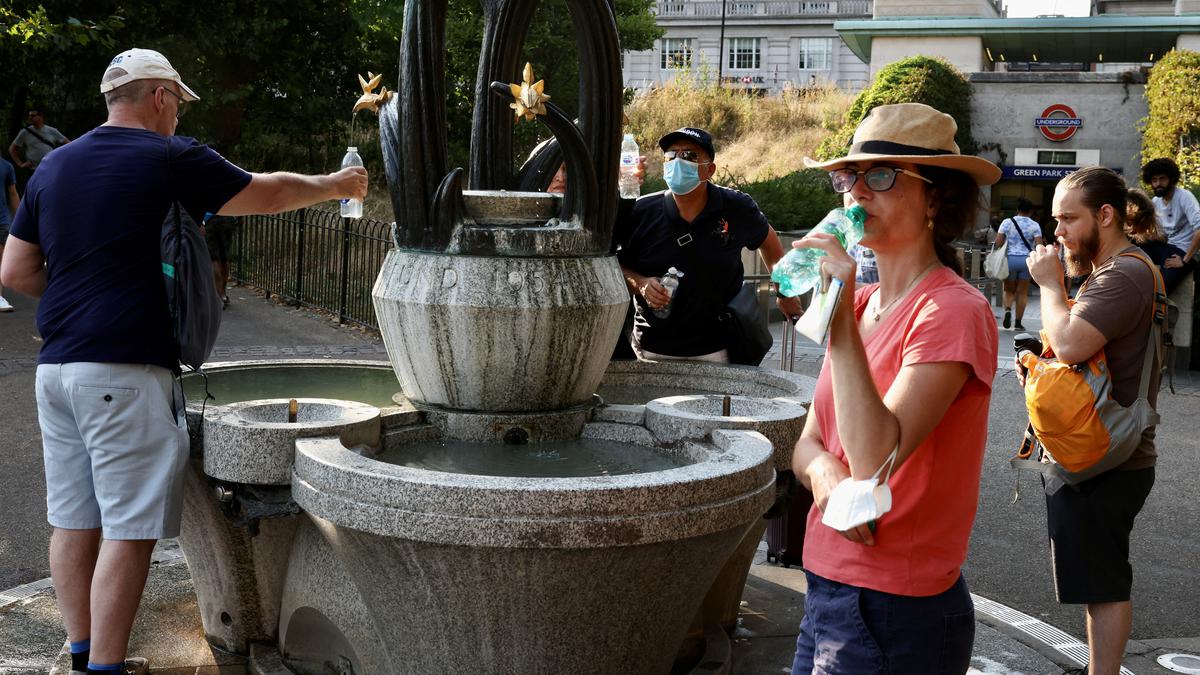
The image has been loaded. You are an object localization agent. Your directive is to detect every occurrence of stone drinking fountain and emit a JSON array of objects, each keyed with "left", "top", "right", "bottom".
[{"left": 174, "top": 1, "right": 815, "bottom": 673}]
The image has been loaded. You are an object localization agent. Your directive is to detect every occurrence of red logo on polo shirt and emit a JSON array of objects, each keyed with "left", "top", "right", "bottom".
[{"left": 1034, "top": 104, "right": 1082, "bottom": 142}]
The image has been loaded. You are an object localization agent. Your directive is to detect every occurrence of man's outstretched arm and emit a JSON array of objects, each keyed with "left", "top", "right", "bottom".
[{"left": 218, "top": 167, "right": 368, "bottom": 216}]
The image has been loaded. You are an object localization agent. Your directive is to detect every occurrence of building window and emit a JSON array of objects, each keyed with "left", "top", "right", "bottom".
[
  {"left": 799, "top": 1, "right": 834, "bottom": 13},
  {"left": 727, "top": 37, "right": 761, "bottom": 70},
  {"left": 798, "top": 38, "right": 833, "bottom": 70},
  {"left": 660, "top": 38, "right": 693, "bottom": 70},
  {"left": 1037, "top": 150, "right": 1077, "bottom": 165}
]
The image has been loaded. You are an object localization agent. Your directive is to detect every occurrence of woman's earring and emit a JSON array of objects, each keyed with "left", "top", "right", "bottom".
[{"left": 927, "top": 218, "right": 935, "bottom": 230}]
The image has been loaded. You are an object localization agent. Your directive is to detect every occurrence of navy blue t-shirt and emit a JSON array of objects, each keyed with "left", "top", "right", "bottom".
[
  {"left": 615, "top": 184, "right": 769, "bottom": 356},
  {"left": 10, "top": 126, "right": 252, "bottom": 372}
]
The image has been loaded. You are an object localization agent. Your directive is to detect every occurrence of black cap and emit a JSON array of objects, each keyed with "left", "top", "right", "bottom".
[{"left": 657, "top": 127, "right": 715, "bottom": 160}]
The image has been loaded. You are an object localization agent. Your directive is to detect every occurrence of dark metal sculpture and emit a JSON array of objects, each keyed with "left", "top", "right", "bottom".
[{"left": 378, "top": 0, "right": 623, "bottom": 256}]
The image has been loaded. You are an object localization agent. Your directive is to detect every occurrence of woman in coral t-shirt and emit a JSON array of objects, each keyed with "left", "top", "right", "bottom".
[{"left": 789, "top": 103, "right": 1000, "bottom": 673}]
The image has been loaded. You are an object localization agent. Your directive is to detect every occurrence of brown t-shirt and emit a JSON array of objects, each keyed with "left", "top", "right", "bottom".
[{"left": 1072, "top": 246, "right": 1159, "bottom": 469}]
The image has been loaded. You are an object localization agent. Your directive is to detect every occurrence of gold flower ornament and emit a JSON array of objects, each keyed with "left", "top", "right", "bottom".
[
  {"left": 509, "top": 63, "right": 550, "bottom": 122},
  {"left": 353, "top": 72, "right": 392, "bottom": 114}
]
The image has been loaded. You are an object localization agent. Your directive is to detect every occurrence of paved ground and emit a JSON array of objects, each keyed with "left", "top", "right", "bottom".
[{"left": 1, "top": 283, "right": 1197, "bottom": 674}]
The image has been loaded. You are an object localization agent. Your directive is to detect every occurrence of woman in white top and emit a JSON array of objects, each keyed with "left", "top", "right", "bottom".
[{"left": 995, "top": 197, "right": 1044, "bottom": 331}]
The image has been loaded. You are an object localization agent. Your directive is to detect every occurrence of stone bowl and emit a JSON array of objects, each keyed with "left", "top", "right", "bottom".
[
  {"left": 643, "top": 394, "right": 807, "bottom": 472},
  {"left": 202, "top": 398, "right": 381, "bottom": 486}
]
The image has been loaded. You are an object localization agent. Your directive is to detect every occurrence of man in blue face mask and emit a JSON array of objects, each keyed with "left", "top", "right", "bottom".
[{"left": 613, "top": 127, "right": 801, "bottom": 363}]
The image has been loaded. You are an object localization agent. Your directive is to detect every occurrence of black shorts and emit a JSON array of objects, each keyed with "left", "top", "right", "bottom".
[{"left": 1045, "top": 467, "right": 1154, "bottom": 604}]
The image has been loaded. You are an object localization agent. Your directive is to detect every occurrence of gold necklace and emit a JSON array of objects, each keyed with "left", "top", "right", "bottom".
[{"left": 871, "top": 261, "right": 940, "bottom": 322}]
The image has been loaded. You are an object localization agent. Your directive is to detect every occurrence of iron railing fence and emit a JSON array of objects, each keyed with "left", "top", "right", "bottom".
[{"left": 232, "top": 208, "right": 392, "bottom": 328}]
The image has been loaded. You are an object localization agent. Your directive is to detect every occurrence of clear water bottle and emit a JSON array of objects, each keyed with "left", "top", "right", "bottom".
[
  {"left": 771, "top": 205, "right": 868, "bottom": 298},
  {"left": 619, "top": 133, "right": 640, "bottom": 200},
  {"left": 340, "top": 146, "right": 363, "bottom": 219},
  {"left": 653, "top": 267, "right": 684, "bottom": 318}
]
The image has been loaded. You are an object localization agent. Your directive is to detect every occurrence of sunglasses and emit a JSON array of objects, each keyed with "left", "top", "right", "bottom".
[
  {"left": 159, "top": 86, "right": 188, "bottom": 119},
  {"left": 663, "top": 149, "right": 709, "bottom": 163},
  {"left": 829, "top": 166, "right": 932, "bottom": 193}
]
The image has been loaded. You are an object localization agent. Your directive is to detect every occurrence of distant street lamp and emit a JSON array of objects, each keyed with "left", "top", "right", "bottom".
[{"left": 718, "top": 0, "right": 727, "bottom": 83}]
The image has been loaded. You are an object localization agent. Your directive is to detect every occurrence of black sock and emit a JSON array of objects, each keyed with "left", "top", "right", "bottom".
[{"left": 69, "top": 638, "right": 90, "bottom": 672}]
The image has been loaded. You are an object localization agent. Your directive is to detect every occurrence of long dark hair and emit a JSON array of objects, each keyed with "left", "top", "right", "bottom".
[
  {"left": 1125, "top": 188, "right": 1161, "bottom": 244},
  {"left": 917, "top": 165, "right": 981, "bottom": 275}
]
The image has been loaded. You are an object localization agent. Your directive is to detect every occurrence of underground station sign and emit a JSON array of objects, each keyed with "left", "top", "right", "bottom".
[{"left": 1035, "top": 104, "right": 1082, "bottom": 142}]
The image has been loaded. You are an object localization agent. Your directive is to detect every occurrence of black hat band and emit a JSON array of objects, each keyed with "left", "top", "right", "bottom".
[{"left": 849, "top": 140, "right": 956, "bottom": 157}]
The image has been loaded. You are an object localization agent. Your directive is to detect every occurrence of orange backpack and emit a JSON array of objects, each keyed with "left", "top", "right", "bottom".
[{"left": 1011, "top": 251, "right": 1166, "bottom": 494}]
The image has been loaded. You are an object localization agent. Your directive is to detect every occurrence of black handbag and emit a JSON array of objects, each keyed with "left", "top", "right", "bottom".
[{"left": 719, "top": 282, "right": 773, "bottom": 366}]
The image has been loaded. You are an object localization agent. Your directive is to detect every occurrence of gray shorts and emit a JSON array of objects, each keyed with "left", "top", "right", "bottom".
[{"left": 36, "top": 363, "right": 189, "bottom": 540}]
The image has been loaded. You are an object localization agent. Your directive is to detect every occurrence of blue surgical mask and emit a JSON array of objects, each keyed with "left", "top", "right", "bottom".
[{"left": 664, "top": 158, "right": 703, "bottom": 195}]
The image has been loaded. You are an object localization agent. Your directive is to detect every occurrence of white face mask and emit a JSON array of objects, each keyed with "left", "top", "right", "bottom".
[{"left": 821, "top": 447, "right": 898, "bottom": 532}]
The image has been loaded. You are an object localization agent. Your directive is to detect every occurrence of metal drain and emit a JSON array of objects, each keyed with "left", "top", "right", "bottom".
[{"left": 1158, "top": 653, "right": 1200, "bottom": 674}]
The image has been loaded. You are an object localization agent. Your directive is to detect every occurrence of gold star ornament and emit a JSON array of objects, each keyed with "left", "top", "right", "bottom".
[
  {"left": 509, "top": 63, "right": 550, "bottom": 122},
  {"left": 353, "top": 72, "right": 393, "bottom": 114}
]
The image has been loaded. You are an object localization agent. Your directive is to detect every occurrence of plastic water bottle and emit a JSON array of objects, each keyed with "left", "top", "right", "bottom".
[
  {"left": 771, "top": 205, "right": 868, "bottom": 298},
  {"left": 653, "top": 267, "right": 684, "bottom": 318},
  {"left": 619, "top": 134, "right": 640, "bottom": 200},
  {"left": 340, "top": 146, "right": 363, "bottom": 219}
]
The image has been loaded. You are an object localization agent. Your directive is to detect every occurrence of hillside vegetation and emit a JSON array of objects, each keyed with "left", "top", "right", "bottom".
[{"left": 626, "top": 79, "right": 854, "bottom": 230}]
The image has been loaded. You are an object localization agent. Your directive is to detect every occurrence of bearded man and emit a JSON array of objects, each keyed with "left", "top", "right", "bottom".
[{"left": 1023, "top": 166, "right": 1161, "bottom": 675}]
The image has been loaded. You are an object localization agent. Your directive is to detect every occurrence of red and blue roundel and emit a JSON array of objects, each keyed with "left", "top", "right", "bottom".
[{"left": 1035, "top": 104, "right": 1082, "bottom": 142}]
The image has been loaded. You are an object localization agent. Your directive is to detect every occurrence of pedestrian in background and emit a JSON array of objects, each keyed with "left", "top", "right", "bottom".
[
  {"left": 996, "top": 198, "right": 1044, "bottom": 330},
  {"left": 1143, "top": 157, "right": 1199, "bottom": 293},
  {"left": 0, "top": 47, "right": 367, "bottom": 675},
  {"left": 1124, "top": 188, "right": 1189, "bottom": 295},
  {"left": 202, "top": 212, "right": 238, "bottom": 307},
  {"left": 9, "top": 108, "right": 69, "bottom": 192},
  {"left": 0, "top": 154, "right": 19, "bottom": 311}
]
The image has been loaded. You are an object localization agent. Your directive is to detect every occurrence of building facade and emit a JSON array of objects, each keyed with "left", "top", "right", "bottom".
[{"left": 622, "top": 1, "right": 875, "bottom": 94}]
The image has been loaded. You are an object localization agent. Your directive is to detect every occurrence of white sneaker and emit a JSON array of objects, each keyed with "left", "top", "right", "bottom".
[{"left": 0, "top": 296, "right": 12, "bottom": 312}]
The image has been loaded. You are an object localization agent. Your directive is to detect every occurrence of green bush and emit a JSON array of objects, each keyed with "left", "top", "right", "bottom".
[
  {"left": 1141, "top": 49, "right": 1200, "bottom": 187},
  {"left": 815, "top": 56, "right": 976, "bottom": 160},
  {"left": 735, "top": 169, "right": 840, "bottom": 232},
  {"left": 638, "top": 169, "right": 838, "bottom": 231}
]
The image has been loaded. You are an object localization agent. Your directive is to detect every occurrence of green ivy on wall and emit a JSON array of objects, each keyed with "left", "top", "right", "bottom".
[
  {"left": 814, "top": 56, "right": 976, "bottom": 161},
  {"left": 1141, "top": 49, "right": 1200, "bottom": 188}
]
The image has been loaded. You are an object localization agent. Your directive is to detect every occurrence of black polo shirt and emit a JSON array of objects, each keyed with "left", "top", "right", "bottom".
[{"left": 614, "top": 183, "right": 769, "bottom": 356}]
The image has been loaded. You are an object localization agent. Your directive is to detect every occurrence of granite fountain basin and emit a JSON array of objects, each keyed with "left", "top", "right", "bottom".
[
  {"left": 596, "top": 359, "right": 815, "bottom": 407},
  {"left": 371, "top": 250, "right": 629, "bottom": 412},
  {"left": 202, "top": 398, "right": 381, "bottom": 486},
  {"left": 638, "top": 394, "right": 808, "bottom": 633},
  {"left": 281, "top": 422, "right": 775, "bottom": 674}
]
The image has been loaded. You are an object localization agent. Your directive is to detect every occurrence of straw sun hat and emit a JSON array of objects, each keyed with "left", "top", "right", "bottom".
[{"left": 804, "top": 103, "right": 1001, "bottom": 186}]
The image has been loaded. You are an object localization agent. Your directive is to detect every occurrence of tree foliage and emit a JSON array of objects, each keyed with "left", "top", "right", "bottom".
[
  {"left": 1141, "top": 49, "right": 1200, "bottom": 187},
  {"left": 0, "top": 0, "right": 660, "bottom": 178},
  {"left": 814, "top": 56, "right": 976, "bottom": 160}
]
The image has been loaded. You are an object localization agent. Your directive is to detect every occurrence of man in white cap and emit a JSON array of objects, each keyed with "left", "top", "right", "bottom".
[{"left": 0, "top": 48, "right": 367, "bottom": 675}]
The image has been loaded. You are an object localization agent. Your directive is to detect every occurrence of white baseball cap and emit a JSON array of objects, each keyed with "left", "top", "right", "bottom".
[{"left": 99, "top": 48, "right": 199, "bottom": 101}]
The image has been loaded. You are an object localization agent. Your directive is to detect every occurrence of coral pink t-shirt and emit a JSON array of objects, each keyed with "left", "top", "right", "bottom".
[{"left": 802, "top": 267, "right": 998, "bottom": 597}]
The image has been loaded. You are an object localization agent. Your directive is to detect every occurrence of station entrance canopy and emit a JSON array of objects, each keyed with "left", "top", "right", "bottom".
[{"left": 835, "top": 15, "right": 1200, "bottom": 65}]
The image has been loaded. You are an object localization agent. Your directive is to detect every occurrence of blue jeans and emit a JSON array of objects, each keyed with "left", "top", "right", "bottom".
[{"left": 792, "top": 572, "right": 975, "bottom": 674}]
